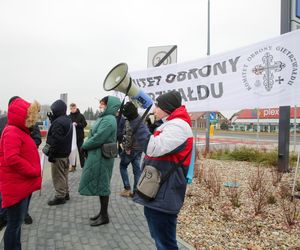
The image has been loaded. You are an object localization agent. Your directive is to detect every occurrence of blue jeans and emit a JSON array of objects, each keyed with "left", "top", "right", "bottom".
[
  {"left": 4, "top": 196, "right": 29, "bottom": 250},
  {"left": 144, "top": 207, "right": 178, "bottom": 250},
  {"left": 119, "top": 151, "right": 142, "bottom": 191},
  {"left": 0, "top": 193, "right": 31, "bottom": 220}
]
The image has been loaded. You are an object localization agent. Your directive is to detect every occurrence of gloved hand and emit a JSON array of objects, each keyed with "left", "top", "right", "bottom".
[
  {"left": 145, "top": 113, "right": 155, "bottom": 125},
  {"left": 48, "top": 155, "right": 56, "bottom": 163},
  {"left": 80, "top": 147, "right": 88, "bottom": 159},
  {"left": 42, "top": 143, "right": 51, "bottom": 156}
]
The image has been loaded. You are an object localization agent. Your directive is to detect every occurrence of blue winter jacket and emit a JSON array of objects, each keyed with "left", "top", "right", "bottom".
[{"left": 133, "top": 106, "right": 193, "bottom": 214}]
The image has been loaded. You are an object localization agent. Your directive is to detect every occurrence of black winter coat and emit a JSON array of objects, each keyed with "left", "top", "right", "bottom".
[
  {"left": 46, "top": 100, "right": 73, "bottom": 161},
  {"left": 69, "top": 109, "right": 87, "bottom": 142}
]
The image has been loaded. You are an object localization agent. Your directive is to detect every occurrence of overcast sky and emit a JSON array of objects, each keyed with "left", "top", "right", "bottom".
[{"left": 0, "top": 0, "right": 281, "bottom": 117}]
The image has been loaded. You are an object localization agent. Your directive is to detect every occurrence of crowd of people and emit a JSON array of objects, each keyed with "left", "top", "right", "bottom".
[{"left": 0, "top": 90, "right": 193, "bottom": 250}]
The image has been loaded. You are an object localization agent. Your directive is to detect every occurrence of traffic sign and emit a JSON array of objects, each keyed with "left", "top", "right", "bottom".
[
  {"left": 209, "top": 112, "right": 216, "bottom": 121},
  {"left": 147, "top": 45, "right": 177, "bottom": 68}
]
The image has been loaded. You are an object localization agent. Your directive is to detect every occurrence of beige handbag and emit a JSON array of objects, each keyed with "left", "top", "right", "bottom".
[
  {"left": 136, "top": 151, "right": 191, "bottom": 201},
  {"left": 136, "top": 165, "right": 161, "bottom": 201}
]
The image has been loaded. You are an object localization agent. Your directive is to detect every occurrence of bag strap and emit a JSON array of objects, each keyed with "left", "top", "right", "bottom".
[{"left": 160, "top": 148, "right": 192, "bottom": 186}]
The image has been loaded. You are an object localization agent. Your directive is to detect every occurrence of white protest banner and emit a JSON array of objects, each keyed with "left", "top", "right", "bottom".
[
  {"left": 40, "top": 153, "right": 46, "bottom": 172},
  {"left": 130, "top": 29, "right": 300, "bottom": 112},
  {"left": 69, "top": 123, "right": 77, "bottom": 166}
]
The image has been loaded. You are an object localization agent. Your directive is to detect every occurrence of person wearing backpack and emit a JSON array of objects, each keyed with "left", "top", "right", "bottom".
[{"left": 119, "top": 102, "right": 150, "bottom": 197}]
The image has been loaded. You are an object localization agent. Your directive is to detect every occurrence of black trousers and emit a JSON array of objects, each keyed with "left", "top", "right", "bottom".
[{"left": 77, "top": 139, "right": 85, "bottom": 168}]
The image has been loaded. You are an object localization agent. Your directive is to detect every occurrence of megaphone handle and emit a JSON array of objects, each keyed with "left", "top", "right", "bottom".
[{"left": 117, "top": 79, "right": 132, "bottom": 125}]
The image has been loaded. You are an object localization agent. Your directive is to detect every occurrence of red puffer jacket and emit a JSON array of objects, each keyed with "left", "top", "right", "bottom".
[{"left": 0, "top": 98, "right": 42, "bottom": 208}]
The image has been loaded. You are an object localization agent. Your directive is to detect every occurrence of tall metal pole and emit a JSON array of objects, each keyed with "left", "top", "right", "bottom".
[
  {"left": 278, "top": 0, "right": 291, "bottom": 172},
  {"left": 256, "top": 108, "right": 260, "bottom": 148},
  {"left": 205, "top": 0, "right": 211, "bottom": 155},
  {"left": 294, "top": 105, "right": 297, "bottom": 152},
  {"left": 207, "top": 0, "right": 210, "bottom": 56}
]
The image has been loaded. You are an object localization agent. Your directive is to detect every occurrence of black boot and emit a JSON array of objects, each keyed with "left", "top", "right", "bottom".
[
  {"left": 24, "top": 214, "right": 33, "bottom": 224},
  {"left": 48, "top": 197, "right": 65, "bottom": 206},
  {"left": 90, "top": 214, "right": 109, "bottom": 226},
  {"left": 90, "top": 196, "right": 101, "bottom": 221},
  {"left": 89, "top": 212, "right": 100, "bottom": 221},
  {"left": 65, "top": 193, "right": 70, "bottom": 201},
  {"left": 90, "top": 196, "right": 109, "bottom": 226}
]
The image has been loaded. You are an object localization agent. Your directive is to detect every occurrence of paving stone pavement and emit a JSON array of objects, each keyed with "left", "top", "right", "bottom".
[{"left": 0, "top": 158, "right": 192, "bottom": 250}]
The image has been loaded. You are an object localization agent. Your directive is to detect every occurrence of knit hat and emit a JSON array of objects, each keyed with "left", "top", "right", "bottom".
[
  {"left": 122, "top": 102, "right": 138, "bottom": 121},
  {"left": 156, "top": 91, "right": 182, "bottom": 114}
]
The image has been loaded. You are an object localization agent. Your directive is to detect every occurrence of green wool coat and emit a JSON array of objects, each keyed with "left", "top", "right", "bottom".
[{"left": 78, "top": 96, "right": 121, "bottom": 196}]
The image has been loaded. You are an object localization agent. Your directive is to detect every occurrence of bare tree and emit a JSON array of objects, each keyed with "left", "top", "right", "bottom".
[
  {"left": 225, "top": 186, "right": 242, "bottom": 208},
  {"left": 279, "top": 198, "right": 299, "bottom": 226},
  {"left": 204, "top": 167, "right": 221, "bottom": 197},
  {"left": 271, "top": 165, "right": 284, "bottom": 187},
  {"left": 247, "top": 166, "right": 270, "bottom": 215}
]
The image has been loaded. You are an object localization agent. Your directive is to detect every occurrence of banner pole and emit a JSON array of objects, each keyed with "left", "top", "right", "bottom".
[
  {"left": 278, "top": 0, "right": 291, "bottom": 172},
  {"left": 294, "top": 105, "right": 297, "bottom": 152},
  {"left": 256, "top": 108, "right": 260, "bottom": 148},
  {"left": 205, "top": 0, "right": 211, "bottom": 155}
]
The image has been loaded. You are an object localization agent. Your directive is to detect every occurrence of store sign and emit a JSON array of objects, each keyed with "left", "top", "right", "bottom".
[{"left": 261, "top": 108, "right": 280, "bottom": 118}]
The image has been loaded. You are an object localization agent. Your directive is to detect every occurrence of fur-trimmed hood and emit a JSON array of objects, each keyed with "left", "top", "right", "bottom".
[
  {"left": 7, "top": 97, "right": 40, "bottom": 132},
  {"left": 26, "top": 100, "right": 40, "bottom": 128}
]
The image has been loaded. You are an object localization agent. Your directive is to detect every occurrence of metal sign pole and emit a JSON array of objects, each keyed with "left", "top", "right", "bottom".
[
  {"left": 205, "top": 0, "right": 211, "bottom": 155},
  {"left": 294, "top": 105, "right": 297, "bottom": 152},
  {"left": 278, "top": 0, "right": 291, "bottom": 172},
  {"left": 256, "top": 108, "right": 260, "bottom": 148},
  {"left": 291, "top": 152, "right": 300, "bottom": 199}
]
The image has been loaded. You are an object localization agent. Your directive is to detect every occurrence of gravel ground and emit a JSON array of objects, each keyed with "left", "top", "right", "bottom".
[{"left": 177, "top": 159, "right": 300, "bottom": 250}]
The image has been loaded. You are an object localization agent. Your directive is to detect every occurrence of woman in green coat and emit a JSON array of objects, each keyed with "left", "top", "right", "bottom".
[{"left": 79, "top": 96, "right": 121, "bottom": 226}]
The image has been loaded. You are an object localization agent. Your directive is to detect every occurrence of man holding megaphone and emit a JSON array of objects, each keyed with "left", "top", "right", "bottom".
[
  {"left": 103, "top": 64, "right": 193, "bottom": 249},
  {"left": 133, "top": 90, "right": 193, "bottom": 250}
]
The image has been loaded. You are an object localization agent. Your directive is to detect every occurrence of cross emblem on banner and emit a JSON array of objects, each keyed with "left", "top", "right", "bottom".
[
  {"left": 275, "top": 76, "right": 284, "bottom": 84},
  {"left": 252, "top": 52, "right": 286, "bottom": 91}
]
